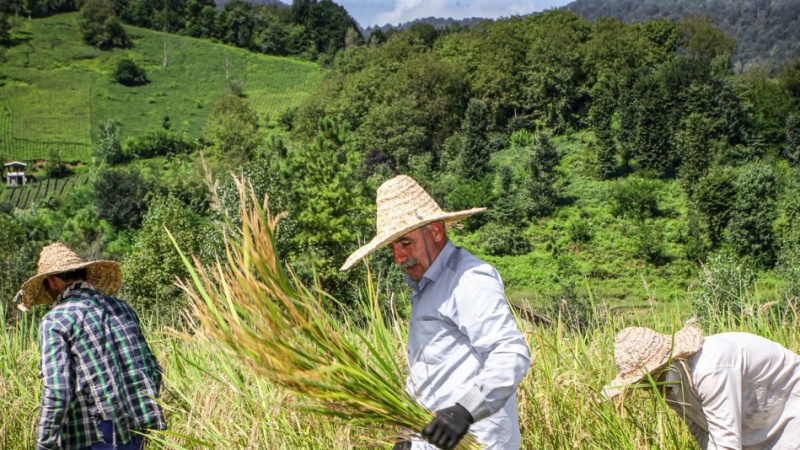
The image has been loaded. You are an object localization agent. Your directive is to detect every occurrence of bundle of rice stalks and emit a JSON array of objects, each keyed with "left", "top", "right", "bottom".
[{"left": 172, "top": 175, "right": 480, "bottom": 449}]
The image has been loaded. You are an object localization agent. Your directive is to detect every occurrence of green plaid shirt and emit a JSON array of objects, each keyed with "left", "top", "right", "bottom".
[{"left": 37, "top": 282, "right": 166, "bottom": 450}]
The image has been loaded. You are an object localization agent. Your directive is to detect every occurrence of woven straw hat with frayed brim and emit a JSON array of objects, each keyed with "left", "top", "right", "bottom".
[
  {"left": 15, "top": 242, "right": 122, "bottom": 311},
  {"left": 340, "top": 175, "right": 485, "bottom": 271},
  {"left": 602, "top": 323, "right": 704, "bottom": 400}
]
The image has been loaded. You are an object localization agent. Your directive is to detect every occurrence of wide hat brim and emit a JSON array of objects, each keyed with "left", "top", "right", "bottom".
[
  {"left": 601, "top": 323, "right": 704, "bottom": 400},
  {"left": 340, "top": 207, "right": 484, "bottom": 271},
  {"left": 16, "top": 260, "right": 122, "bottom": 311}
]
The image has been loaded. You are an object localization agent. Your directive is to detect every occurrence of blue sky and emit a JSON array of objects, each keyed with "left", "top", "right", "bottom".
[{"left": 335, "top": 0, "right": 575, "bottom": 28}]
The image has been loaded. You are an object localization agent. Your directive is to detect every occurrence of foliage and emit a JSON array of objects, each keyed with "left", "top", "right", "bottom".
[
  {"left": 201, "top": 91, "right": 261, "bottom": 166},
  {"left": 567, "top": 0, "right": 799, "bottom": 67},
  {"left": 727, "top": 161, "right": 778, "bottom": 268},
  {"left": 786, "top": 115, "right": 800, "bottom": 166},
  {"left": 588, "top": 77, "right": 618, "bottom": 179},
  {"left": 522, "top": 133, "right": 562, "bottom": 219},
  {"left": 457, "top": 99, "right": 491, "bottom": 181},
  {"left": 124, "top": 129, "right": 196, "bottom": 159},
  {"left": 0, "top": 14, "right": 10, "bottom": 43},
  {"left": 675, "top": 113, "right": 713, "bottom": 199},
  {"left": 677, "top": 13, "right": 736, "bottom": 65},
  {"left": 94, "top": 120, "right": 126, "bottom": 165},
  {"left": 692, "top": 251, "right": 757, "bottom": 326},
  {"left": 79, "top": 0, "right": 130, "bottom": 50},
  {"left": 113, "top": 58, "right": 148, "bottom": 86},
  {"left": 44, "top": 150, "right": 73, "bottom": 178},
  {"left": 740, "top": 64, "right": 799, "bottom": 146},
  {"left": 267, "top": 118, "right": 373, "bottom": 309},
  {"left": 609, "top": 177, "right": 660, "bottom": 222},
  {"left": 93, "top": 166, "right": 154, "bottom": 230},
  {"left": 480, "top": 221, "right": 531, "bottom": 257},
  {"left": 617, "top": 69, "right": 675, "bottom": 175},
  {"left": 693, "top": 165, "right": 737, "bottom": 248},
  {"left": 121, "top": 195, "right": 217, "bottom": 321}
]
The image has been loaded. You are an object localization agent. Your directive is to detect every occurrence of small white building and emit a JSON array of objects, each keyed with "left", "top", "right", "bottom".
[{"left": 5, "top": 161, "right": 28, "bottom": 187}]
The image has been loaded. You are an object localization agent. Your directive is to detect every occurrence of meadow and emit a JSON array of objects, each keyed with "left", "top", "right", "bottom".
[{"left": 0, "top": 13, "right": 323, "bottom": 163}]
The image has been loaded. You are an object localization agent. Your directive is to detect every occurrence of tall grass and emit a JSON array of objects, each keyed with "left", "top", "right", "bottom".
[{"left": 0, "top": 298, "right": 797, "bottom": 449}]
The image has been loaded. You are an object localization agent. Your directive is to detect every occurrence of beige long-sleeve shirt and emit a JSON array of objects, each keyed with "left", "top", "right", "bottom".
[{"left": 665, "top": 332, "right": 800, "bottom": 450}]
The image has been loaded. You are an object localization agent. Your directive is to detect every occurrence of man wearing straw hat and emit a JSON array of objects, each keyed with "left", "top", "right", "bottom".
[
  {"left": 16, "top": 243, "right": 166, "bottom": 450},
  {"left": 341, "top": 175, "right": 531, "bottom": 450},
  {"left": 603, "top": 323, "right": 800, "bottom": 449}
]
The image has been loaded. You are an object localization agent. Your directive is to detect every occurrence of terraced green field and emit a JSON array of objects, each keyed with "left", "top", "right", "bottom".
[{"left": 0, "top": 13, "right": 323, "bottom": 163}]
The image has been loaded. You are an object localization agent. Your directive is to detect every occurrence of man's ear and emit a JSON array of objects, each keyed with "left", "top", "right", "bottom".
[{"left": 431, "top": 221, "right": 446, "bottom": 243}]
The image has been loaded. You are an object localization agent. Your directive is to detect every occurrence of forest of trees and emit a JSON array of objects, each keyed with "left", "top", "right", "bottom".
[
  {"left": 566, "top": 0, "right": 800, "bottom": 67},
  {"left": 1, "top": 2, "right": 800, "bottom": 324},
  {"left": 0, "top": 0, "right": 362, "bottom": 62}
]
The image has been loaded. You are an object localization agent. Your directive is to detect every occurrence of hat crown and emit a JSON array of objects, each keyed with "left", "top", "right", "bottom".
[
  {"left": 375, "top": 175, "right": 445, "bottom": 235},
  {"left": 614, "top": 327, "right": 670, "bottom": 376},
  {"left": 37, "top": 243, "right": 86, "bottom": 275}
]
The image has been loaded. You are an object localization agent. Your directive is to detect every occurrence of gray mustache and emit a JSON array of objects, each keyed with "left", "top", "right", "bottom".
[{"left": 400, "top": 258, "right": 420, "bottom": 269}]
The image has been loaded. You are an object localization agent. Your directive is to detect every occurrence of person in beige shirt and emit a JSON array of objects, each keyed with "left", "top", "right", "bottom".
[{"left": 603, "top": 324, "right": 800, "bottom": 450}]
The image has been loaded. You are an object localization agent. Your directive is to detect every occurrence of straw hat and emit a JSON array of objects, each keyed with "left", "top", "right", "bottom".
[
  {"left": 15, "top": 243, "right": 122, "bottom": 311},
  {"left": 602, "top": 323, "right": 704, "bottom": 399},
  {"left": 340, "top": 175, "right": 485, "bottom": 271}
]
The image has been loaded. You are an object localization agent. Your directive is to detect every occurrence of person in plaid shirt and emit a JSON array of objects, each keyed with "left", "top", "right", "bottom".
[{"left": 16, "top": 243, "right": 166, "bottom": 450}]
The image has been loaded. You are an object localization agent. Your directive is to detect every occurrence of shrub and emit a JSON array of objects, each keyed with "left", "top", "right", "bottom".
[
  {"left": 609, "top": 176, "right": 660, "bottom": 221},
  {"left": 481, "top": 222, "right": 531, "bottom": 257},
  {"left": 94, "top": 120, "right": 127, "bottom": 164},
  {"left": 93, "top": 166, "right": 154, "bottom": 230},
  {"left": 113, "top": 59, "right": 148, "bottom": 86},
  {"left": 567, "top": 218, "right": 591, "bottom": 245},
  {"left": 79, "top": 0, "right": 130, "bottom": 50},
  {"left": 692, "top": 252, "right": 757, "bottom": 326},
  {"left": 124, "top": 129, "right": 195, "bottom": 159},
  {"left": 727, "top": 162, "right": 777, "bottom": 269}
]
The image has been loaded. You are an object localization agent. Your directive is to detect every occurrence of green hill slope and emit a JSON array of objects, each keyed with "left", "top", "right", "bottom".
[{"left": 0, "top": 13, "right": 323, "bottom": 163}]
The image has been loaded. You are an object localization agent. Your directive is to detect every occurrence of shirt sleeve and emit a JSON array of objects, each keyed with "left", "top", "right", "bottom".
[
  {"left": 694, "top": 367, "right": 743, "bottom": 450},
  {"left": 37, "top": 316, "right": 73, "bottom": 450},
  {"left": 451, "top": 267, "right": 531, "bottom": 422}
]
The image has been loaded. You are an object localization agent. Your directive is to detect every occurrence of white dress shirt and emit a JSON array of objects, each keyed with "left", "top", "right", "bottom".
[
  {"left": 665, "top": 332, "right": 800, "bottom": 450},
  {"left": 404, "top": 241, "right": 531, "bottom": 449}
]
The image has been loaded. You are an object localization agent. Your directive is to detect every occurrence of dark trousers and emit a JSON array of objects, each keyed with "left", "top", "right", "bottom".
[{"left": 79, "top": 421, "right": 144, "bottom": 450}]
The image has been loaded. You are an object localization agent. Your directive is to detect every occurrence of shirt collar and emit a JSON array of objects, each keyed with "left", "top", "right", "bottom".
[
  {"left": 55, "top": 280, "right": 94, "bottom": 304},
  {"left": 405, "top": 240, "right": 456, "bottom": 293}
]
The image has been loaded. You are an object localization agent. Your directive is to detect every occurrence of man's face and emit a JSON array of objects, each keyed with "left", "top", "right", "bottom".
[{"left": 390, "top": 222, "right": 445, "bottom": 282}]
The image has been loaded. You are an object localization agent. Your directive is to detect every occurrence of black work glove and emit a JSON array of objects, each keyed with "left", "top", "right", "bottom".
[{"left": 421, "top": 403, "right": 474, "bottom": 450}]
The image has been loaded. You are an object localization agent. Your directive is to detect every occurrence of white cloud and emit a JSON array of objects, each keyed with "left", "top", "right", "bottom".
[{"left": 373, "top": 0, "right": 543, "bottom": 27}]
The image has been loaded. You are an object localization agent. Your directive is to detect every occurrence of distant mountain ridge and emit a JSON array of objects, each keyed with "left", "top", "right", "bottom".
[
  {"left": 363, "top": 16, "right": 488, "bottom": 36},
  {"left": 214, "top": 0, "right": 288, "bottom": 9},
  {"left": 564, "top": 0, "right": 800, "bottom": 67}
]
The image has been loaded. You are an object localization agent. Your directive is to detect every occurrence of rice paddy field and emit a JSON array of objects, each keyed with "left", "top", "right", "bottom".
[
  {"left": 2, "top": 182, "right": 798, "bottom": 450},
  {"left": 2, "top": 301, "right": 797, "bottom": 449}
]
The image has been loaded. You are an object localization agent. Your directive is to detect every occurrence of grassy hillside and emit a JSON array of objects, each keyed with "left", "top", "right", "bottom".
[{"left": 0, "top": 13, "right": 323, "bottom": 163}]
